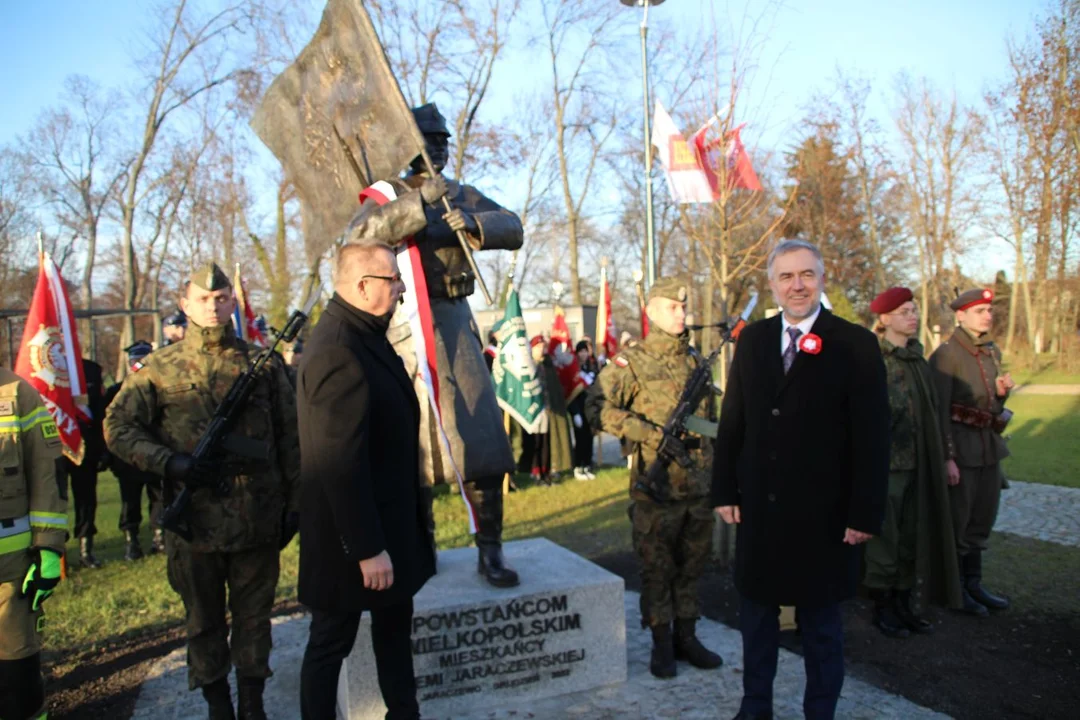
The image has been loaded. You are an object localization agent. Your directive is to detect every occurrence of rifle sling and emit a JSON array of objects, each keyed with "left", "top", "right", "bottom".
[{"left": 683, "top": 415, "right": 718, "bottom": 439}]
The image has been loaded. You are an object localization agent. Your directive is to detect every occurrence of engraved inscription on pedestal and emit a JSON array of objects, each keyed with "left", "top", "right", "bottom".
[{"left": 338, "top": 538, "right": 627, "bottom": 719}]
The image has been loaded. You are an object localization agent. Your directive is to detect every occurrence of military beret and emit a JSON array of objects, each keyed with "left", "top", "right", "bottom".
[
  {"left": 950, "top": 288, "right": 993, "bottom": 311},
  {"left": 870, "top": 287, "right": 914, "bottom": 315},
  {"left": 125, "top": 340, "right": 153, "bottom": 360},
  {"left": 529, "top": 334, "right": 546, "bottom": 348},
  {"left": 189, "top": 262, "right": 231, "bottom": 292},
  {"left": 647, "top": 277, "right": 688, "bottom": 304},
  {"left": 162, "top": 310, "right": 187, "bottom": 328},
  {"left": 412, "top": 103, "right": 451, "bottom": 137}
]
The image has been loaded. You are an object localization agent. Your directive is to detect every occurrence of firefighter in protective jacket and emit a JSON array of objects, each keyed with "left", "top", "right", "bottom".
[{"left": 0, "top": 366, "right": 67, "bottom": 720}]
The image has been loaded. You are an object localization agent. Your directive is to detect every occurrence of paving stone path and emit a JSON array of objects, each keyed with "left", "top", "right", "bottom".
[
  {"left": 131, "top": 592, "right": 947, "bottom": 720},
  {"left": 996, "top": 480, "right": 1080, "bottom": 547},
  {"left": 1012, "top": 384, "right": 1080, "bottom": 395}
]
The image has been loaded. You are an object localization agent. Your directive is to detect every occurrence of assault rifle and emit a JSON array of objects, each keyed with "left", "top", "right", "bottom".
[
  {"left": 159, "top": 290, "right": 320, "bottom": 540},
  {"left": 634, "top": 292, "right": 758, "bottom": 504}
]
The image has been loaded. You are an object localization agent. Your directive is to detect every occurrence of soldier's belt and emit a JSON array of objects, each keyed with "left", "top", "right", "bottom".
[{"left": 950, "top": 404, "right": 1010, "bottom": 434}]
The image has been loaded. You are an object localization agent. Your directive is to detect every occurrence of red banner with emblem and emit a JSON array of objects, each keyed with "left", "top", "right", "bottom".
[{"left": 15, "top": 252, "right": 88, "bottom": 464}]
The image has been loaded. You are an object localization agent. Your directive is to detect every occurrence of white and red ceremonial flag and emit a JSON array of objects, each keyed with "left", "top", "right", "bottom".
[
  {"left": 359, "top": 181, "right": 477, "bottom": 534},
  {"left": 232, "top": 266, "right": 267, "bottom": 346},
  {"left": 651, "top": 100, "right": 713, "bottom": 204},
  {"left": 595, "top": 265, "right": 619, "bottom": 359},
  {"left": 549, "top": 306, "right": 587, "bottom": 403},
  {"left": 692, "top": 117, "right": 763, "bottom": 194},
  {"left": 15, "top": 251, "right": 88, "bottom": 464}
]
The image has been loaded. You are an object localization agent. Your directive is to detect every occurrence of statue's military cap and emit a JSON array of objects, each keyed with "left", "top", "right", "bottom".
[
  {"left": 647, "top": 277, "right": 688, "bottom": 304},
  {"left": 950, "top": 288, "right": 993, "bottom": 312},
  {"left": 190, "top": 262, "right": 231, "bottom": 292},
  {"left": 411, "top": 103, "right": 451, "bottom": 137}
]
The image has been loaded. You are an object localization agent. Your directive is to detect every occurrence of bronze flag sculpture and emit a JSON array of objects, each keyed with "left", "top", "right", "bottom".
[
  {"left": 251, "top": 0, "right": 523, "bottom": 587},
  {"left": 250, "top": 0, "right": 492, "bottom": 303}
]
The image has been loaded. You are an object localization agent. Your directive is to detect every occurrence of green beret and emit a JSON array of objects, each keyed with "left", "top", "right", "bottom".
[
  {"left": 950, "top": 288, "right": 993, "bottom": 311},
  {"left": 647, "top": 277, "right": 688, "bottom": 304},
  {"left": 190, "top": 262, "right": 231, "bottom": 292}
]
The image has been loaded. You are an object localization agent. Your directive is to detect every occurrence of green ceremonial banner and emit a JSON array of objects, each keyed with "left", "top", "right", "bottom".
[{"left": 492, "top": 288, "right": 546, "bottom": 433}]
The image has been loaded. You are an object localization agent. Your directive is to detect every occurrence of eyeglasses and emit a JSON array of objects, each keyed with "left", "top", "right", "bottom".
[{"left": 360, "top": 273, "right": 402, "bottom": 283}]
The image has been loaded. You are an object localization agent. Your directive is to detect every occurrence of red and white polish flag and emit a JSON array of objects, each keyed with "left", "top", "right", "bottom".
[{"left": 15, "top": 251, "right": 88, "bottom": 464}]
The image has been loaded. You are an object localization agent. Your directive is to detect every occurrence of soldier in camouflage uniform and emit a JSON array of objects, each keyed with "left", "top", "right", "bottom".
[
  {"left": 929, "top": 288, "right": 1014, "bottom": 616},
  {"left": 0, "top": 366, "right": 66, "bottom": 720},
  {"left": 104, "top": 263, "right": 301, "bottom": 720},
  {"left": 863, "top": 288, "right": 962, "bottom": 639},
  {"left": 585, "top": 277, "right": 723, "bottom": 679}
]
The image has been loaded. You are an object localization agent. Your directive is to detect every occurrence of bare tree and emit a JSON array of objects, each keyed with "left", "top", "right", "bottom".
[
  {"left": 114, "top": 0, "right": 255, "bottom": 377},
  {"left": 540, "top": 0, "right": 626, "bottom": 303},
  {"left": 894, "top": 75, "right": 983, "bottom": 345},
  {"left": 22, "top": 75, "right": 129, "bottom": 343}
]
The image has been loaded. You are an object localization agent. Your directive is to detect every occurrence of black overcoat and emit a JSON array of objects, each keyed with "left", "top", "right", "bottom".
[
  {"left": 711, "top": 309, "right": 890, "bottom": 607},
  {"left": 297, "top": 295, "right": 436, "bottom": 612}
]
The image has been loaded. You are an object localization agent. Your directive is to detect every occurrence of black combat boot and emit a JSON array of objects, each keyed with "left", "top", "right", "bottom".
[
  {"left": 79, "top": 536, "right": 102, "bottom": 569},
  {"left": 236, "top": 676, "right": 267, "bottom": 720},
  {"left": 963, "top": 551, "right": 1009, "bottom": 610},
  {"left": 673, "top": 618, "right": 724, "bottom": 668},
  {"left": 869, "top": 589, "right": 910, "bottom": 638},
  {"left": 893, "top": 589, "right": 934, "bottom": 634},
  {"left": 468, "top": 484, "right": 520, "bottom": 588},
  {"left": 124, "top": 529, "right": 144, "bottom": 561},
  {"left": 649, "top": 623, "right": 677, "bottom": 678},
  {"left": 202, "top": 677, "right": 235, "bottom": 720},
  {"left": 150, "top": 528, "right": 166, "bottom": 554},
  {"left": 957, "top": 553, "right": 989, "bottom": 616}
]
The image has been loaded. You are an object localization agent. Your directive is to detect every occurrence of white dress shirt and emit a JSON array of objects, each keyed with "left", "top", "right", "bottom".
[{"left": 780, "top": 304, "right": 822, "bottom": 356}]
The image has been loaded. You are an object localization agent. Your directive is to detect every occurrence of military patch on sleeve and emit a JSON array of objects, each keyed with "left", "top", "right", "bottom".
[
  {"left": 41, "top": 421, "right": 60, "bottom": 442},
  {"left": 131, "top": 360, "right": 146, "bottom": 373},
  {"left": 614, "top": 355, "right": 629, "bottom": 368}
]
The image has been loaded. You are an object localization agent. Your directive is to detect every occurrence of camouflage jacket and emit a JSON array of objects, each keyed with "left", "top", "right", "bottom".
[
  {"left": 881, "top": 337, "right": 919, "bottom": 471},
  {"left": 928, "top": 327, "right": 1010, "bottom": 468},
  {"left": 103, "top": 325, "right": 301, "bottom": 552},
  {"left": 350, "top": 175, "right": 523, "bottom": 299},
  {"left": 586, "top": 329, "right": 713, "bottom": 501}
]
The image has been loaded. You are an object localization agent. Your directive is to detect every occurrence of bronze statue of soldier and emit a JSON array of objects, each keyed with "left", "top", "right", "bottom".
[{"left": 346, "top": 103, "right": 523, "bottom": 587}]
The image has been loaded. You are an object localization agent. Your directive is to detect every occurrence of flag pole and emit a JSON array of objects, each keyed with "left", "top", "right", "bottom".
[
  {"left": 640, "top": 3, "right": 656, "bottom": 290},
  {"left": 36, "top": 231, "right": 45, "bottom": 263}
]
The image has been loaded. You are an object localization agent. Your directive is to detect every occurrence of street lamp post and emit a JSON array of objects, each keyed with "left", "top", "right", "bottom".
[{"left": 620, "top": 0, "right": 664, "bottom": 290}]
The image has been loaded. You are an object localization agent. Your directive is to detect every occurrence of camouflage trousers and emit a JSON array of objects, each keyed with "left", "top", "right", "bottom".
[
  {"left": 630, "top": 496, "right": 714, "bottom": 628},
  {"left": 166, "top": 536, "right": 279, "bottom": 690},
  {"left": 863, "top": 471, "right": 917, "bottom": 590}
]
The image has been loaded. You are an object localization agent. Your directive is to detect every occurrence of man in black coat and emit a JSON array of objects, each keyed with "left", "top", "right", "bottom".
[
  {"left": 712, "top": 239, "right": 890, "bottom": 720},
  {"left": 297, "top": 242, "right": 436, "bottom": 720}
]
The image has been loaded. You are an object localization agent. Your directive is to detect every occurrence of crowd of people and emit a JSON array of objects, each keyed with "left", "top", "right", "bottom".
[{"left": 0, "top": 105, "right": 1016, "bottom": 720}]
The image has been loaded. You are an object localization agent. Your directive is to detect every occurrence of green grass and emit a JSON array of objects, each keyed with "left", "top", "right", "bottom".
[
  {"left": 46, "top": 467, "right": 634, "bottom": 666},
  {"left": 1011, "top": 369, "right": 1080, "bottom": 385},
  {"left": 1003, "top": 394, "right": 1080, "bottom": 489},
  {"left": 985, "top": 533, "right": 1080, "bottom": 621}
]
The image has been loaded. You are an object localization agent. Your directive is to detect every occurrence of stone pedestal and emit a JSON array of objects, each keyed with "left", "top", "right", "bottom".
[{"left": 337, "top": 538, "right": 626, "bottom": 719}]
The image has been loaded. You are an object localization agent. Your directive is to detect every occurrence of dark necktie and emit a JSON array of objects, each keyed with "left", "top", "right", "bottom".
[{"left": 784, "top": 327, "right": 803, "bottom": 374}]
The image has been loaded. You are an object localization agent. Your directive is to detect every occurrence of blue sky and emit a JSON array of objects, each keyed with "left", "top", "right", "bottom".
[
  {"left": 0, "top": 0, "right": 1046, "bottom": 283},
  {"left": 0, "top": 0, "right": 1040, "bottom": 143}
]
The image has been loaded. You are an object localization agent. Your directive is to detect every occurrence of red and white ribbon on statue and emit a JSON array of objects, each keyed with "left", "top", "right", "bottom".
[{"left": 358, "top": 181, "right": 477, "bottom": 534}]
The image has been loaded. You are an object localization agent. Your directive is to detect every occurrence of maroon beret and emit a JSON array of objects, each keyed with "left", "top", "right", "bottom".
[{"left": 870, "top": 287, "right": 914, "bottom": 315}]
